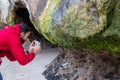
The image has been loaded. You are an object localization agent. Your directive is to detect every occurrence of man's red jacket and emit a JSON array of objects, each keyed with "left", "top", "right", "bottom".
[{"left": 0, "top": 24, "right": 35, "bottom": 65}]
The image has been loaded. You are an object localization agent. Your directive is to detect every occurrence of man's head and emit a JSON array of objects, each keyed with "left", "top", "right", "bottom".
[{"left": 20, "top": 23, "right": 31, "bottom": 44}]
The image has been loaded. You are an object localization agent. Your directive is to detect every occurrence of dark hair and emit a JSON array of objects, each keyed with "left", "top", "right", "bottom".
[{"left": 20, "top": 23, "right": 31, "bottom": 33}]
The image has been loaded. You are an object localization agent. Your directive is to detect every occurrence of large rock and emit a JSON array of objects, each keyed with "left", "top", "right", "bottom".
[
  {"left": 39, "top": 0, "right": 120, "bottom": 53},
  {"left": 1, "top": 0, "right": 120, "bottom": 53},
  {"left": 43, "top": 48, "right": 120, "bottom": 80}
]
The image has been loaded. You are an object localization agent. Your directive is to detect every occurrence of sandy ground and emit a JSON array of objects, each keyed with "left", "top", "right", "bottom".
[{"left": 0, "top": 48, "right": 59, "bottom": 80}]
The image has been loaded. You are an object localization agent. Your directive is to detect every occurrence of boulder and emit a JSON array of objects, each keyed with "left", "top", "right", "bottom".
[{"left": 39, "top": 0, "right": 120, "bottom": 53}]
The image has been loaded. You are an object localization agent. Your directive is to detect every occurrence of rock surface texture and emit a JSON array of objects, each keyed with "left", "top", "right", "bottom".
[
  {"left": 43, "top": 48, "right": 120, "bottom": 80},
  {"left": 40, "top": 0, "right": 120, "bottom": 53}
]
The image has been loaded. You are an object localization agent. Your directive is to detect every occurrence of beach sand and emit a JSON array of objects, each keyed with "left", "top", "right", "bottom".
[{"left": 0, "top": 48, "right": 58, "bottom": 80}]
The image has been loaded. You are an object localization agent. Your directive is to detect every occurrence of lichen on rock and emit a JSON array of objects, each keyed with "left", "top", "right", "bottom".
[
  {"left": 40, "top": 0, "right": 120, "bottom": 53},
  {"left": 40, "top": 0, "right": 106, "bottom": 40}
]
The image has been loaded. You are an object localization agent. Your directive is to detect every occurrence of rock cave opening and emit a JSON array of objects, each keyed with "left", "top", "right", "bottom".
[
  {"left": 14, "top": 7, "right": 41, "bottom": 40},
  {"left": 13, "top": 2, "right": 55, "bottom": 49}
]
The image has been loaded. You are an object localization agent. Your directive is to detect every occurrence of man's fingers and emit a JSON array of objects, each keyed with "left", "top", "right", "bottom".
[
  {"left": 33, "top": 46, "right": 41, "bottom": 54},
  {"left": 37, "top": 42, "right": 41, "bottom": 46}
]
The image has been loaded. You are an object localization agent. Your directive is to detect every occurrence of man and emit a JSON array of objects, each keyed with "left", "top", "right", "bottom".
[{"left": 0, "top": 23, "right": 41, "bottom": 80}]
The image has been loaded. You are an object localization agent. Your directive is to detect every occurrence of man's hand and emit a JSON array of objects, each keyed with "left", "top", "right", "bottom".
[
  {"left": 28, "top": 40, "right": 41, "bottom": 54},
  {"left": 33, "top": 44, "right": 41, "bottom": 54}
]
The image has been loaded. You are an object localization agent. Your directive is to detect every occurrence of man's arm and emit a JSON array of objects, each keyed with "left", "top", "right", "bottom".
[
  {"left": 5, "top": 51, "right": 16, "bottom": 61},
  {"left": 8, "top": 37, "right": 35, "bottom": 66}
]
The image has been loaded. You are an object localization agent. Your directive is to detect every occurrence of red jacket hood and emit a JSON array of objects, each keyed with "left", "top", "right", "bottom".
[{"left": 5, "top": 24, "right": 20, "bottom": 35}]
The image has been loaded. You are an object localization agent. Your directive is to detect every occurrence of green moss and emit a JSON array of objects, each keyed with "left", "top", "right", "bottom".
[
  {"left": 40, "top": 0, "right": 61, "bottom": 33},
  {"left": 76, "top": 35, "right": 120, "bottom": 54},
  {"left": 9, "top": 13, "right": 15, "bottom": 26},
  {"left": 104, "top": 1, "right": 120, "bottom": 36},
  {"left": 102, "top": 0, "right": 116, "bottom": 27},
  {"left": 81, "top": 37, "right": 119, "bottom": 54},
  {"left": 44, "top": 30, "right": 120, "bottom": 54},
  {"left": 32, "top": 20, "right": 41, "bottom": 33},
  {"left": 61, "top": 1, "right": 106, "bottom": 38},
  {"left": 39, "top": 0, "right": 120, "bottom": 54}
]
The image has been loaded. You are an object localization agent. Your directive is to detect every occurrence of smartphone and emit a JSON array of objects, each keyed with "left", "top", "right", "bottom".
[{"left": 34, "top": 40, "right": 41, "bottom": 46}]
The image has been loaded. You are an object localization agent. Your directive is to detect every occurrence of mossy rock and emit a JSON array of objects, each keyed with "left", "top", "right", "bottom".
[{"left": 39, "top": 0, "right": 120, "bottom": 53}]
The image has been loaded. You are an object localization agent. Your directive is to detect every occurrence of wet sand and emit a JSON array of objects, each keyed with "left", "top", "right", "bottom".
[{"left": 0, "top": 48, "right": 58, "bottom": 80}]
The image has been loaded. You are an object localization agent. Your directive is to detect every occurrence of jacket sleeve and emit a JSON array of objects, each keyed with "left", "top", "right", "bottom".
[
  {"left": 5, "top": 51, "right": 16, "bottom": 61},
  {"left": 8, "top": 36, "right": 35, "bottom": 66},
  {"left": 0, "top": 58, "right": 2, "bottom": 65}
]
